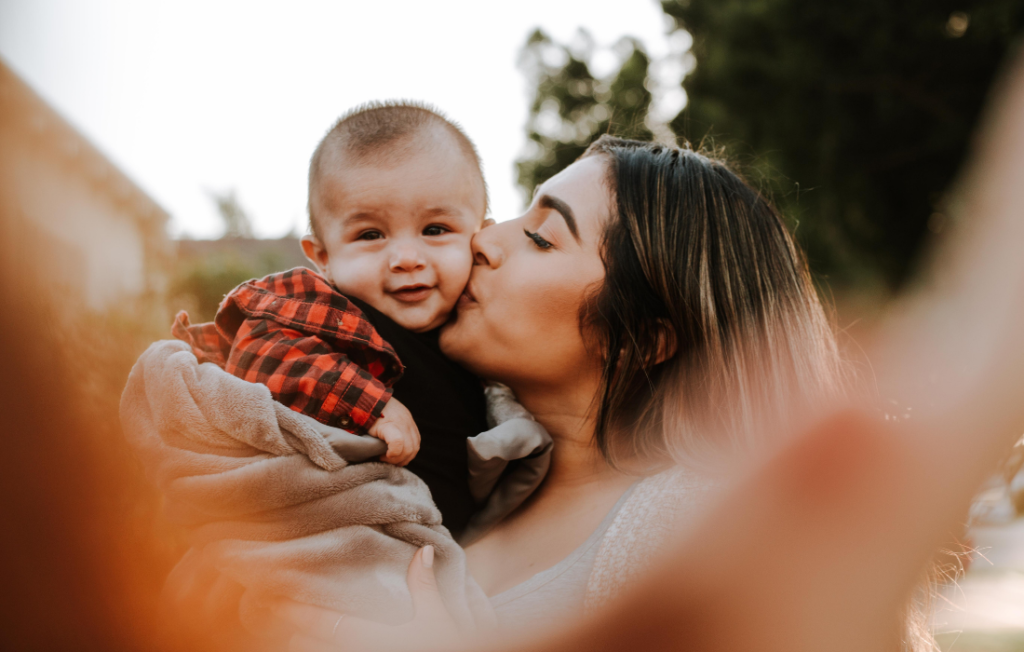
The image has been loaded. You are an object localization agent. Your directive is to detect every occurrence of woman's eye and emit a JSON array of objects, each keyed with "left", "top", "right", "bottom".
[
  {"left": 423, "top": 225, "right": 450, "bottom": 237},
  {"left": 524, "top": 229, "right": 553, "bottom": 250},
  {"left": 357, "top": 231, "right": 383, "bottom": 241}
]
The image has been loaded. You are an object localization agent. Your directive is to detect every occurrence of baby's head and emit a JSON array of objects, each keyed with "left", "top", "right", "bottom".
[{"left": 301, "top": 102, "right": 488, "bottom": 332}]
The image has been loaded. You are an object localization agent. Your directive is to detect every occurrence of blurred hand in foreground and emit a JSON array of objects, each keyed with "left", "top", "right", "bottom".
[{"left": 277, "top": 546, "right": 464, "bottom": 652}]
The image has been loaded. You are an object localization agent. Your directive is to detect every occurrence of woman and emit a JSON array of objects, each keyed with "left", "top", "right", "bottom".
[
  {"left": 279, "top": 135, "right": 848, "bottom": 640},
  {"left": 445, "top": 136, "right": 845, "bottom": 617}
]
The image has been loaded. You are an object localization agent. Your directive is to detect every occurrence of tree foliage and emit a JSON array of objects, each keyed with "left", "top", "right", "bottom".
[
  {"left": 516, "top": 3, "right": 1024, "bottom": 289},
  {"left": 663, "top": 0, "right": 1024, "bottom": 288},
  {"left": 516, "top": 29, "right": 653, "bottom": 205}
]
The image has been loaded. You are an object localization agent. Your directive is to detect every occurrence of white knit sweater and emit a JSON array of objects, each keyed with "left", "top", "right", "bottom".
[{"left": 583, "top": 467, "right": 719, "bottom": 611}]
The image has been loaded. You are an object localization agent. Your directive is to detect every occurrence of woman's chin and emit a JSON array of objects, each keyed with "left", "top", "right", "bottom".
[
  {"left": 439, "top": 312, "right": 487, "bottom": 373},
  {"left": 438, "top": 313, "right": 468, "bottom": 355}
]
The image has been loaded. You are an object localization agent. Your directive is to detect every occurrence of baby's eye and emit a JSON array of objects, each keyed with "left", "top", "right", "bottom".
[
  {"left": 357, "top": 230, "right": 384, "bottom": 241},
  {"left": 423, "top": 225, "right": 450, "bottom": 237},
  {"left": 524, "top": 229, "right": 553, "bottom": 250}
]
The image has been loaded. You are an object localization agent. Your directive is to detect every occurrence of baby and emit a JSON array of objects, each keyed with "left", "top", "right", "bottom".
[{"left": 173, "top": 102, "right": 490, "bottom": 536}]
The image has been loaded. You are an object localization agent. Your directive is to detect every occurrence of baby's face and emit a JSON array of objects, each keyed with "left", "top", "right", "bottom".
[{"left": 304, "top": 134, "right": 486, "bottom": 332}]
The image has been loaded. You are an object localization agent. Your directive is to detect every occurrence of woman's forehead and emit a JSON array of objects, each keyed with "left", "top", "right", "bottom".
[{"left": 537, "top": 156, "right": 612, "bottom": 241}]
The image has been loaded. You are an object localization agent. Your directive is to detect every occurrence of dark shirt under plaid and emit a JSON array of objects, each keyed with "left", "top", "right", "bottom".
[{"left": 172, "top": 268, "right": 404, "bottom": 432}]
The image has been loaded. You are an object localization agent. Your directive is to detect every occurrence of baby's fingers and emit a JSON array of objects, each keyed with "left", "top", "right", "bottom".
[
  {"left": 389, "top": 447, "right": 415, "bottom": 467},
  {"left": 403, "top": 435, "right": 420, "bottom": 466},
  {"left": 393, "top": 432, "right": 419, "bottom": 466},
  {"left": 383, "top": 437, "right": 406, "bottom": 464}
]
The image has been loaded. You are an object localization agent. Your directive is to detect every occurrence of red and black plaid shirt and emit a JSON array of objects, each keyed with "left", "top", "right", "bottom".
[{"left": 172, "top": 268, "right": 404, "bottom": 432}]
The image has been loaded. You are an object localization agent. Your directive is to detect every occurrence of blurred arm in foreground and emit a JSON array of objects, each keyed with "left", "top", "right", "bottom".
[{"left": 288, "top": 49, "right": 1024, "bottom": 652}]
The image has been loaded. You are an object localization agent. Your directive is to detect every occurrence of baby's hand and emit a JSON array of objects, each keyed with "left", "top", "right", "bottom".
[{"left": 368, "top": 398, "right": 421, "bottom": 466}]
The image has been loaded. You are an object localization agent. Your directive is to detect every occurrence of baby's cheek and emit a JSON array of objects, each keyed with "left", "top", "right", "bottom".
[
  {"left": 328, "top": 255, "right": 383, "bottom": 300},
  {"left": 433, "top": 241, "right": 475, "bottom": 298}
]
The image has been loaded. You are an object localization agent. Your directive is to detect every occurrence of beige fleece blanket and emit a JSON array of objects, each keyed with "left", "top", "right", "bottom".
[{"left": 119, "top": 340, "right": 498, "bottom": 638}]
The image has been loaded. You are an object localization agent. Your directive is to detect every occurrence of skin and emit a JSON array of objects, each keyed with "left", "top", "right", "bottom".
[{"left": 301, "top": 124, "right": 487, "bottom": 465}]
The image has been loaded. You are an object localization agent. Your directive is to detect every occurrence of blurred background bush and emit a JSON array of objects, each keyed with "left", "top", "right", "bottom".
[{"left": 171, "top": 190, "right": 308, "bottom": 322}]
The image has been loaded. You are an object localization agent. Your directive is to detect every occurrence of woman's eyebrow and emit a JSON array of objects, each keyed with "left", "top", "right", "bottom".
[{"left": 538, "top": 194, "right": 581, "bottom": 243}]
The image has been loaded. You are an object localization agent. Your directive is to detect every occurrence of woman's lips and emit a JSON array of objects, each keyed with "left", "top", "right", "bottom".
[
  {"left": 457, "top": 285, "right": 477, "bottom": 308},
  {"left": 389, "top": 285, "right": 433, "bottom": 303}
]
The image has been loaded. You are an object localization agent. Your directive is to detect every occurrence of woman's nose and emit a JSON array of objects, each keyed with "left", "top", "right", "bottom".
[
  {"left": 388, "top": 243, "right": 426, "bottom": 272},
  {"left": 471, "top": 220, "right": 506, "bottom": 269}
]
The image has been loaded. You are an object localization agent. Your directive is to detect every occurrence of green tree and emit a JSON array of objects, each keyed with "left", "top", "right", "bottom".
[
  {"left": 516, "top": 28, "right": 654, "bottom": 205},
  {"left": 662, "top": 0, "right": 1024, "bottom": 289},
  {"left": 516, "top": 3, "right": 1024, "bottom": 291}
]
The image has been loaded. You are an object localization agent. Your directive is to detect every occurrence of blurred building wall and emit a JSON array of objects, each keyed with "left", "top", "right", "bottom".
[{"left": 0, "top": 58, "right": 172, "bottom": 313}]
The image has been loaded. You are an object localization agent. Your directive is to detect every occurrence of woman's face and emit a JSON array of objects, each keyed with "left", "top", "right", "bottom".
[{"left": 439, "top": 155, "right": 611, "bottom": 390}]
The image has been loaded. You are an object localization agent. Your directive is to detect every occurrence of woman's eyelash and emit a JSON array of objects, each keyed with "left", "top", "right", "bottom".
[{"left": 524, "top": 229, "right": 553, "bottom": 250}]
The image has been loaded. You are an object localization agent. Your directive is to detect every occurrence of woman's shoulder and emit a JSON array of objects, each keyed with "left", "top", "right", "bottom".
[{"left": 584, "top": 466, "right": 719, "bottom": 612}]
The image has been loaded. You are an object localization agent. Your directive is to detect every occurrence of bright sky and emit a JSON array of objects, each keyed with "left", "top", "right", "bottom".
[{"left": 0, "top": 0, "right": 682, "bottom": 238}]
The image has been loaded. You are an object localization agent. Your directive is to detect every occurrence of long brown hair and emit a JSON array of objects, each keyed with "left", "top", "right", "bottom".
[{"left": 581, "top": 135, "right": 846, "bottom": 465}]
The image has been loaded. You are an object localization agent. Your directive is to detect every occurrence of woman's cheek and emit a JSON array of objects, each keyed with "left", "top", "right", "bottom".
[
  {"left": 497, "top": 266, "right": 585, "bottom": 356},
  {"left": 532, "top": 265, "right": 605, "bottom": 366}
]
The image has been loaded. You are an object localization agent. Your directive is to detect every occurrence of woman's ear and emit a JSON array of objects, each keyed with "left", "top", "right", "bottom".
[
  {"left": 652, "top": 320, "right": 678, "bottom": 366},
  {"left": 621, "top": 321, "right": 678, "bottom": 369},
  {"left": 300, "top": 235, "right": 331, "bottom": 279}
]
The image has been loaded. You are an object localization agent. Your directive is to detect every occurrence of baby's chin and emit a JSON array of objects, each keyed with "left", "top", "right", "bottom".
[{"left": 383, "top": 303, "right": 454, "bottom": 333}]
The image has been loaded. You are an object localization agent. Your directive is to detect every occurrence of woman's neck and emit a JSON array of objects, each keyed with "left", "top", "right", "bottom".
[{"left": 512, "top": 380, "right": 621, "bottom": 490}]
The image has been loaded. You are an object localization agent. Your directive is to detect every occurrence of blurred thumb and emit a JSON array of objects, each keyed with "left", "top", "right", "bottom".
[{"left": 407, "top": 546, "right": 447, "bottom": 618}]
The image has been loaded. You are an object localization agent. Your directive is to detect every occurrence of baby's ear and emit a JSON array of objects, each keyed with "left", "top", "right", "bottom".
[{"left": 300, "top": 235, "right": 330, "bottom": 276}]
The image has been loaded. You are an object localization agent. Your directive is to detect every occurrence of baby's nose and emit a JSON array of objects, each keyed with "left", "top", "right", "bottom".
[{"left": 388, "top": 243, "right": 426, "bottom": 272}]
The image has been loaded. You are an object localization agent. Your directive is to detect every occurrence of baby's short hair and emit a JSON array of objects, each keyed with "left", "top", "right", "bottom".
[{"left": 308, "top": 101, "right": 487, "bottom": 239}]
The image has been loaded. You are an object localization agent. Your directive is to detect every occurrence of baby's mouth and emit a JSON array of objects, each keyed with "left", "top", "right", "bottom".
[{"left": 389, "top": 284, "right": 434, "bottom": 303}]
